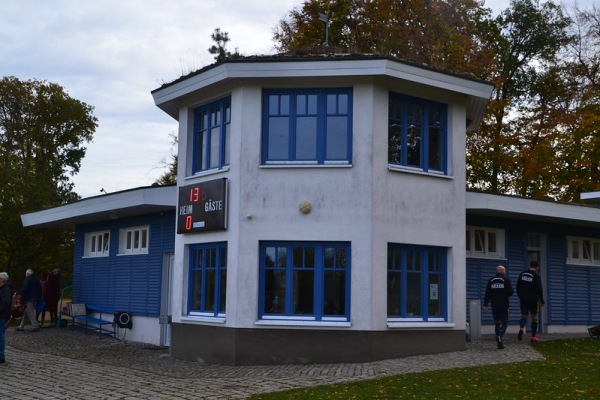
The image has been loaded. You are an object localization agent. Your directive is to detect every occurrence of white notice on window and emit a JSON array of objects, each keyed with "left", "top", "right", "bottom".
[{"left": 429, "top": 284, "right": 439, "bottom": 300}]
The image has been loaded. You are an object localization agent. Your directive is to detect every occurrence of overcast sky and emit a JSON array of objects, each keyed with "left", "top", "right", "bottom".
[{"left": 0, "top": 0, "right": 593, "bottom": 198}]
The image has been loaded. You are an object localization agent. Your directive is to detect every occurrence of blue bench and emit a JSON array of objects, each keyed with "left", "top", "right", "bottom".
[{"left": 66, "top": 303, "right": 116, "bottom": 338}]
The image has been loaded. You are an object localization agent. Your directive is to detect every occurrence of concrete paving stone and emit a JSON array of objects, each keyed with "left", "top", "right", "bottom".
[{"left": 1, "top": 325, "right": 588, "bottom": 399}]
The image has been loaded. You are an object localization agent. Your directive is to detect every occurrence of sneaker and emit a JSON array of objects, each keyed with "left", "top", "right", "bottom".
[
  {"left": 518, "top": 329, "right": 523, "bottom": 341},
  {"left": 497, "top": 337, "right": 504, "bottom": 349},
  {"left": 0, "top": 358, "right": 5, "bottom": 364},
  {"left": 530, "top": 336, "right": 540, "bottom": 343}
]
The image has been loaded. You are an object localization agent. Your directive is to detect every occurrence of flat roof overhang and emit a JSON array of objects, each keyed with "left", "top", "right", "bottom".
[
  {"left": 467, "top": 192, "right": 600, "bottom": 228},
  {"left": 21, "top": 185, "right": 177, "bottom": 229},
  {"left": 152, "top": 56, "right": 493, "bottom": 131}
]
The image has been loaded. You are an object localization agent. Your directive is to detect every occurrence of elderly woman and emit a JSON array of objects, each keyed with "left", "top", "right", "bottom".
[{"left": 14, "top": 269, "right": 42, "bottom": 332}]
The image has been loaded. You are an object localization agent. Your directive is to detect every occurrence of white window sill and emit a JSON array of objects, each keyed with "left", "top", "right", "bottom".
[
  {"left": 255, "top": 319, "right": 351, "bottom": 328},
  {"left": 180, "top": 316, "right": 226, "bottom": 325},
  {"left": 260, "top": 163, "right": 352, "bottom": 169},
  {"left": 387, "top": 164, "right": 452, "bottom": 179},
  {"left": 466, "top": 254, "right": 507, "bottom": 260},
  {"left": 186, "top": 166, "right": 230, "bottom": 180},
  {"left": 566, "top": 260, "right": 600, "bottom": 267},
  {"left": 387, "top": 322, "right": 455, "bottom": 329}
]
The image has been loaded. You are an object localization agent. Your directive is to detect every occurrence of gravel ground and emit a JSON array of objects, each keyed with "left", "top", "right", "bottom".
[{"left": 2, "top": 324, "right": 590, "bottom": 399}]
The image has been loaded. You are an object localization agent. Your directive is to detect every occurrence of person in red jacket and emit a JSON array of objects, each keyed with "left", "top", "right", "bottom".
[
  {"left": 517, "top": 260, "right": 545, "bottom": 343},
  {"left": 483, "top": 265, "right": 514, "bottom": 349}
]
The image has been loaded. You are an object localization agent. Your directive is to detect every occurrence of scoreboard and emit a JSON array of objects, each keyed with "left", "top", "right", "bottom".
[{"left": 177, "top": 178, "right": 228, "bottom": 234}]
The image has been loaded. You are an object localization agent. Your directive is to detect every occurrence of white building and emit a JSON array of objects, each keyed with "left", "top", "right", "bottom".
[{"left": 151, "top": 55, "right": 493, "bottom": 365}]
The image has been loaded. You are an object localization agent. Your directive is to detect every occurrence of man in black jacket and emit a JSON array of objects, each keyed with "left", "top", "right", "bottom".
[
  {"left": 483, "top": 265, "right": 514, "bottom": 349},
  {"left": 15, "top": 269, "right": 42, "bottom": 332},
  {"left": 517, "top": 260, "right": 545, "bottom": 343},
  {"left": 0, "top": 272, "right": 11, "bottom": 363}
]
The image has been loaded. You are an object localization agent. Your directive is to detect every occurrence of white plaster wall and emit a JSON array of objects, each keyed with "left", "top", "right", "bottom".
[
  {"left": 230, "top": 80, "right": 378, "bottom": 329},
  {"left": 171, "top": 74, "right": 470, "bottom": 332},
  {"left": 118, "top": 316, "right": 162, "bottom": 345},
  {"left": 368, "top": 80, "right": 468, "bottom": 332}
]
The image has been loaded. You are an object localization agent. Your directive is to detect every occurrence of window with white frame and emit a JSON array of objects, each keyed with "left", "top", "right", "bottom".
[
  {"left": 262, "top": 88, "right": 352, "bottom": 165},
  {"left": 388, "top": 93, "right": 447, "bottom": 174},
  {"left": 387, "top": 244, "right": 447, "bottom": 321},
  {"left": 259, "top": 241, "right": 350, "bottom": 322},
  {"left": 84, "top": 231, "right": 110, "bottom": 257},
  {"left": 466, "top": 226, "right": 505, "bottom": 258},
  {"left": 567, "top": 236, "right": 600, "bottom": 265},
  {"left": 193, "top": 97, "right": 231, "bottom": 174},
  {"left": 119, "top": 226, "right": 149, "bottom": 255}
]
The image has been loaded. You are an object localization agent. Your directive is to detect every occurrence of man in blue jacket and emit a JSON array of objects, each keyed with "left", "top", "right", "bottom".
[
  {"left": 0, "top": 272, "right": 12, "bottom": 363},
  {"left": 517, "top": 260, "right": 545, "bottom": 342},
  {"left": 483, "top": 265, "right": 514, "bottom": 349},
  {"left": 15, "top": 269, "right": 42, "bottom": 332}
]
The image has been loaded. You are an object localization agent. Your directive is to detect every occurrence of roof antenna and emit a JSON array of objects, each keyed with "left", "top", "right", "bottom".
[
  {"left": 318, "top": 12, "right": 330, "bottom": 47},
  {"left": 100, "top": 188, "right": 108, "bottom": 194}
]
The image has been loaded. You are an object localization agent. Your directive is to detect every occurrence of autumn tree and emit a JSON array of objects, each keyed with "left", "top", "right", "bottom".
[
  {"left": 273, "top": 0, "right": 495, "bottom": 76},
  {"left": 555, "top": 5, "right": 600, "bottom": 200},
  {"left": 0, "top": 76, "right": 97, "bottom": 283},
  {"left": 274, "top": 0, "right": 598, "bottom": 200},
  {"left": 467, "top": 0, "right": 574, "bottom": 196},
  {"left": 467, "top": 0, "right": 600, "bottom": 201}
]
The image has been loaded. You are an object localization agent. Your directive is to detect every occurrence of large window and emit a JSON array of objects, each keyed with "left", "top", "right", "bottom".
[
  {"left": 84, "top": 231, "right": 110, "bottom": 257},
  {"left": 262, "top": 88, "right": 352, "bottom": 165},
  {"left": 387, "top": 244, "right": 447, "bottom": 321},
  {"left": 466, "top": 226, "right": 505, "bottom": 258},
  {"left": 259, "top": 241, "right": 350, "bottom": 321},
  {"left": 188, "top": 242, "right": 227, "bottom": 317},
  {"left": 193, "top": 97, "right": 231, "bottom": 174},
  {"left": 388, "top": 93, "right": 447, "bottom": 174},
  {"left": 567, "top": 236, "right": 600, "bottom": 266},
  {"left": 118, "top": 226, "right": 149, "bottom": 255}
]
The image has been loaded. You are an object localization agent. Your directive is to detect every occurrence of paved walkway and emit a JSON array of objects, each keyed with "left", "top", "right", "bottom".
[{"left": 1, "top": 325, "right": 588, "bottom": 399}]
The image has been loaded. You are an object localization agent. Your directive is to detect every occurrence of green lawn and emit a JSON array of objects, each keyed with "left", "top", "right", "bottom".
[{"left": 250, "top": 339, "right": 600, "bottom": 399}]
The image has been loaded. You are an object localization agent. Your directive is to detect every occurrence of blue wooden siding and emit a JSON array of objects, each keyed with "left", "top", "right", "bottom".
[
  {"left": 547, "top": 233, "right": 567, "bottom": 322},
  {"left": 466, "top": 214, "right": 600, "bottom": 326},
  {"left": 72, "top": 211, "right": 175, "bottom": 317}
]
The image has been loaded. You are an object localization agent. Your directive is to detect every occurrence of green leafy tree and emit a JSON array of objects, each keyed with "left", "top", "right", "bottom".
[
  {"left": 208, "top": 28, "right": 239, "bottom": 62},
  {"left": 0, "top": 76, "right": 97, "bottom": 284},
  {"left": 466, "top": 0, "right": 574, "bottom": 196}
]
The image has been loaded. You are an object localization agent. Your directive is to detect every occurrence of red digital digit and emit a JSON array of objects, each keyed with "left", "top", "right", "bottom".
[{"left": 186, "top": 215, "right": 192, "bottom": 230}]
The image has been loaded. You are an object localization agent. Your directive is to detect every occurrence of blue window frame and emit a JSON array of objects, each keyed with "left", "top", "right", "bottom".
[
  {"left": 387, "top": 244, "right": 447, "bottom": 320},
  {"left": 259, "top": 241, "right": 350, "bottom": 321},
  {"left": 193, "top": 97, "right": 231, "bottom": 173},
  {"left": 188, "top": 242, "right": 227, "bottom": 317},
  {"left": 262, "top": 88, "right": 352, "bottom": 165},
  {"left": 388, "top": 93, "right": 447, "bottom": 174}
]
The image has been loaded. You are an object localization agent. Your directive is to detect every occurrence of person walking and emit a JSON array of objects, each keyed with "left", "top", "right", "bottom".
[
  {"left": 483, "top": 265, "right": 514, "bottom": 349},
  {"left": 517, "top": 260, "right": 545, "bottom": 343},
  {"left": 0, "top": 272, "right": 11, "bottom": 364},
  {"left": 14, "top": 269, "right": 42, "bottom": 332}
]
